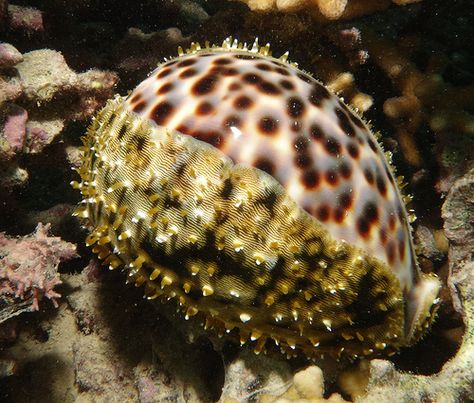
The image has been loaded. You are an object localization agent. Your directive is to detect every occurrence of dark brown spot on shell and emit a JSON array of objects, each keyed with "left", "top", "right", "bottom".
[
  {"left": 258, "top": 116, "right": 278, "bottom": 135},
  {"left": 337, "top": 190, "right": 353, "bottom": 210},
  {"left": 157, "top": 67, "right": 173, "bottom": 79},
  {"left": 275, "top": 67, "right": 290, "bottom": 76},
  {"left": 398, "top": 239, "right": 406, "bottom": 259},
  {"left": 302, "top": 169, "right": 320, "bottom": 189},
  {"left": 368, "top": 138, "right": 378, "bottom": 153},
  {"left": 194, "top": 130, "right": 222, "bottom": 147},
  {"left": 255, "top": 157, "right": 276, "bottom": 175},
  {"left": 380, "top": 228, "right": 388, "bottom": 245},
  {"left": 294, "top": 136, "right": 309, "bottom": 152},
  {"left": 334, "top": 208, "right": 345, "bottom": 223},
  {"left": 389, "top": 214, "right": 396, "bottom": 231},
  {"left": 209, "top": 66, "right": 224, "bottom": 75},
  {"left": 357, "top": 217, "right": 370, "bottom": 238},
  {"left": 280, "top": 79, "right": 295, "bottom": 90},
  {"left": 325, "top": 169, "right": 338, "bottom": 185},
  {"left": 297, "top": 72, "right": 312, "bottom": 83},
  {"left": 324, "top": 137, "right": 341, "bottom": 156},
  {"left": 339, "top": 160, "right": 352, "bottom": 179},
  {"left": 335, "top": 108, "right": 356, "bottom": 137},
  {"left": 243, "top": 73, "right": 262, "bottom": 84},
  {"left": 294, "top": 153, "right": 312, "bottom": 168},
  {"left": 197, "top": 101, "right": 214, "bottom": 115},
  {"left": 386, "top": 241, "right": 396, "bottom": 264},
  {"left": 256, "top": 62, "right": 273, "bottom": 71},
  {"left": 258, "top": 81, "right": 281, "bottom": 95},
  {"left": 235, "top": 54, "right": 261, "bottom": 60},
  {"left": 213, "top": 57, "right": 233, "bottom": 65},
  {"left": 157, "top": 82, "right": 174, "bottom": 94},
  {"left": 364, "top": 167, "right": 374, "bottom": 184},
  {"left": 287, "top": 97, "right": 304, "bottom": 118},
  {"left": 176, "top": 124, "right": 190, "bottom": 134},
  {"left": 234, "top": 95, "right": 253, "bottom": 109},
  {"left": 364, "top": 201, "right": 379, "bottom": 224},
  {"left": 151, "top": 101, "right": 174, "bottom": 125},
  {"left": 316, "top": 205, "right": 330, "bottom": 222},
  {"left": 310, "top": 123, "right": 324, "bottom": 140},
  {"left": 133, "top": 100, "right": 147, "bottom": 114},
  {"left": 229, "top": 82, "right": 242, "bottom": 91},
  {"left": 347, "top": 142, "right": 360, "bottom": 159},
  {"left": 308, "top": 83, "right": 330, "bottom": 107},
  {"left": 179, "top": 68, "right": 197, "bottom": 79},
  {"left": 290, "top": 120, "right": 301, "bottom": 132},
  {"left": 177, "top": 58, "right": 196, "bottom": 67},
  {"left": 129, "top": 93, "right": 141, "bottom": 104},
  {"left": 192, "top": 74, "right": 218, "bottom": 96},
  {"left": 376, "top": 175, "right": 387, "bottom": 196},
  {"left": 222, "top": 67, "right": 239, "bottom": 76},
  {"left": 349, "top": 110, "right": 366, "bottom": 129},
  {"left": 207, "top": 132, "right": 222, "bottom": 147}
]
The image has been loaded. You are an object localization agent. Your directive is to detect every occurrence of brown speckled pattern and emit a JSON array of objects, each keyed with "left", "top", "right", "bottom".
[
  {"left": 74, "top": 40, "right": 441, "bottom": 359},
  {"left": 125, "top": 50, "right": 414, "bottom": 292}
]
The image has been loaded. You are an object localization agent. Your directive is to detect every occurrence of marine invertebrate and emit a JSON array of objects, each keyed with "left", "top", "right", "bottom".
[{"left": 73, "top": 38, "right": 440, "bottom": 360}]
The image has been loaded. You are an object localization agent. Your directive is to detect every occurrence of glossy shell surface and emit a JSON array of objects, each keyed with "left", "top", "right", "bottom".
[{"left": 74, "top": 39, "right": 440, "bottom": 359}]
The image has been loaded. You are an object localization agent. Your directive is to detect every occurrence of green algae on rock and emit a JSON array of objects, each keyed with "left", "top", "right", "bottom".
[{"left": 73, "top": 38, "right": 441, "bottom": 360}]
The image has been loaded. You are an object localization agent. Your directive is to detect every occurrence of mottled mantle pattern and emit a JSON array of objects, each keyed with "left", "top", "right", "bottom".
[{"left": 73, "top": 39, "right": 440, "bottom": 360}]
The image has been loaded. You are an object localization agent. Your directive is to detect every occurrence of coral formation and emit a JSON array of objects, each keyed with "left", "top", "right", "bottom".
[
  {"left": 14, "top": 49, "right": 117, "bottom": 120},
  {"left": 0, "top": 42, "right": 118, "bottom": 191},
  {"left": 7, "top": 4, "right": 44, "bottom": 35},
  {"left": 0, "top": 223, "right": 77, "bottom": 323},
  {"left": 234, "top": 0, "right": 422, "bottom": 21},
  {"left": 354, "top": 26, "right": 474, "bottom": 184}
]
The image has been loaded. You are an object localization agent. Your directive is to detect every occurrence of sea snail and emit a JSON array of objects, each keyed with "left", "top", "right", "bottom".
[{"left": 73, "top": 38, "right": 441, "bottom": 360}]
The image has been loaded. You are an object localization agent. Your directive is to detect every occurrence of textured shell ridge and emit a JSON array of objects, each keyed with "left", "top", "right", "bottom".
[{"left": 73, "top": 39, "right": 441, "bottom": 360}]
